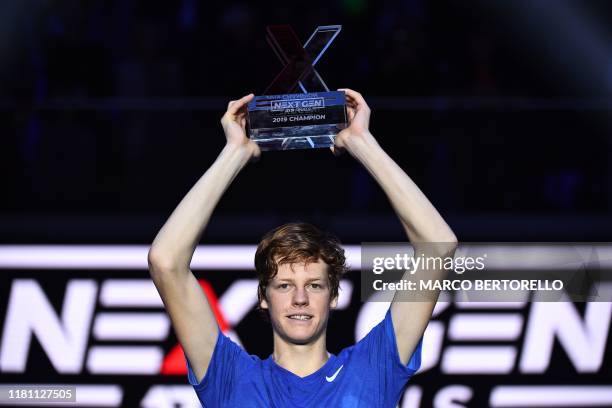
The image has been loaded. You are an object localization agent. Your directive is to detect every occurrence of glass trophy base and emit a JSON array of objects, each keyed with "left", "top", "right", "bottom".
[
  {"left": 250, "top": 124, "right": 345, "bottom": 151},
  {"left": 247, "top": 91, "right": 347, "bottom": 151}
]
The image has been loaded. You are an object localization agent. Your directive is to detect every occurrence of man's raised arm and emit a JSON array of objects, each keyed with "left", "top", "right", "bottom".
[
  {"left": 147, "top": 94, "right": 260, "bottom": 383},
  {"left": 334, "top": 88, "right": 457, "bottom": 365}
]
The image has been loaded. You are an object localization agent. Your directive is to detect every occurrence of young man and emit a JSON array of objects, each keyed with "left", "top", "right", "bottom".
[{"left": 148, "top": 89, "right": 457, "bottom": 407}]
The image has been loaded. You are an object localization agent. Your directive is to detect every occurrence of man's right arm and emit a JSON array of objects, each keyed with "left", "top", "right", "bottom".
[{"left": 147, "top": 94, "right": 259, "bottom": 383}]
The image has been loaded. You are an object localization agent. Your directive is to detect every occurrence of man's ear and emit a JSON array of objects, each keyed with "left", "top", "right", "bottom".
[
  {"left": 260, "top": 298, "right": 269, "bottom": 310},
  {"left": 330, "top": 295, "right": 338, "bottom": 310}
]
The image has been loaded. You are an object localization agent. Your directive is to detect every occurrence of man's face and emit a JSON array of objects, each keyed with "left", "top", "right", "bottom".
[{"left": 260, "top": 259, "right": 337, "bottom": 345}]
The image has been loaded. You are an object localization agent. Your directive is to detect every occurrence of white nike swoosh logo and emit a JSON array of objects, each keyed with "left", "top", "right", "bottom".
[{"left": 325, "top": 365, "right": 344, "bottom": 382}]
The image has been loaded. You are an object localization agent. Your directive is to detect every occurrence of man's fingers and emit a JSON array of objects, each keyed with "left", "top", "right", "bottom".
[
  {"left": 347, "top": 107, "right": 356, "bottom": 121},
  {"left": 250, "top": 143, "right": 262, "bottom": 163},
  {"left": 226, "top": 93, "right": 255, "bottom": 116},
  {"left": 338, "top": 88, "right": 368, "bottom": 109},
  {"left": 330, "top": 145, "right": 345, "bottom": 156}
]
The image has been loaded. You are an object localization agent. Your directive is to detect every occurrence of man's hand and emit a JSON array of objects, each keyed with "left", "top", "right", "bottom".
[
  {"left": 221, "top": 93, "right": 261, "bottom": 161},
  {"left": 332, "top": 88, "right": 378, "bottom": 156}
]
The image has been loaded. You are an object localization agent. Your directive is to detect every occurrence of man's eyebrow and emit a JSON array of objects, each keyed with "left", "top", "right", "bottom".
[{"left": 272, "top": 277, "right": 324, "bottom": 282}]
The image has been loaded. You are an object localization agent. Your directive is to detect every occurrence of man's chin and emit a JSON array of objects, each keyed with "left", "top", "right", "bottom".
[
  {"left": 284, "top": 329, "right": 315, "bottom": 343},
  {"left": 276, "top": 326, "right": 323, "bottom": 345},
  {"left": 285, "top": 337, "right": 310, "bottom": 345}
]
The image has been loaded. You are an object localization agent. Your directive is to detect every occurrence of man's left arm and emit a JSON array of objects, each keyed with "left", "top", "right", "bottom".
[{"left": 335, "top": 89, "right": 458, "bottom": 365}]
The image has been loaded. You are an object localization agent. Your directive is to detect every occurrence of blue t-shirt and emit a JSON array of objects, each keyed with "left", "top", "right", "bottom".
[{"left": 187, "top": 309, "right": 422, "bottom": 407}]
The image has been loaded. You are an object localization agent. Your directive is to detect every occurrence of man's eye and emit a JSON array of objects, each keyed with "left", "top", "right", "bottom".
[
  {"left": 310, "top": 283, "right": 322, "bottom": 289},
  {"left": 278, "top": 283, "right": 290, "bottom": 289}
]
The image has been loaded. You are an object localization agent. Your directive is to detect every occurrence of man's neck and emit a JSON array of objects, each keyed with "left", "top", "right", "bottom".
[{"left": 271, "top": 333, "right": 330, "bottom": 378}]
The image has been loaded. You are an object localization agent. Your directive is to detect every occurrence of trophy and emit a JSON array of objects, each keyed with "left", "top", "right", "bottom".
[{"left": 247, "top": 25, "right": 348, "bottom": 151}]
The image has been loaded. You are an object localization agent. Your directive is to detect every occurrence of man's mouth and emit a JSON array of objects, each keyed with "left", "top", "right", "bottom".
[{"left": 287, "top": 314, "right": 313, "bottom": 321}]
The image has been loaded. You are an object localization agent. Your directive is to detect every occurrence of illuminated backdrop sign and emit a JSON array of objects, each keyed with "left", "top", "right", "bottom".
[{"left": 0, "top": 245, "right": 611, "bottom": 407}]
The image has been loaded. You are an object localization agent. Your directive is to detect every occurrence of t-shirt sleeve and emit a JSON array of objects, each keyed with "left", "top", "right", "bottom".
[
  {"left": 351, "top": 308, "right": 423, "bottom": 404},
  {"left": 186, "top": 332, "right": 253, "bottom": 407}
]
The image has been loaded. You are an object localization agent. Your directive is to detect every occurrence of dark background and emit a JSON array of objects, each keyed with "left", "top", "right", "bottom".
[
  {"left": 1, "top": 2, "right": 611, "bottom": 406},
  {"left": 1, "top": 0, "right": 612, "bottom": 244}
]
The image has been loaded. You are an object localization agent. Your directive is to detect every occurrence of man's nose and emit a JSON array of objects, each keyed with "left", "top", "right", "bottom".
[{"left": 292, "top": 286, "right": 309, "bottom": 306}]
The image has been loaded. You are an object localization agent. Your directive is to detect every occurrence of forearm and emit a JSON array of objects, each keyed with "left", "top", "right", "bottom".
[
  {"left": 149, "top": 143, "right": 252, "bottom": 270},
  {"left": 350, "top": 135, "right": 456, "bottom": 362},
  {"left": 335, "top": 89, "right": 455, "bottom": 363},
  {"left": 346, "top": 133, "right": 456, "bottom": 244}
]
